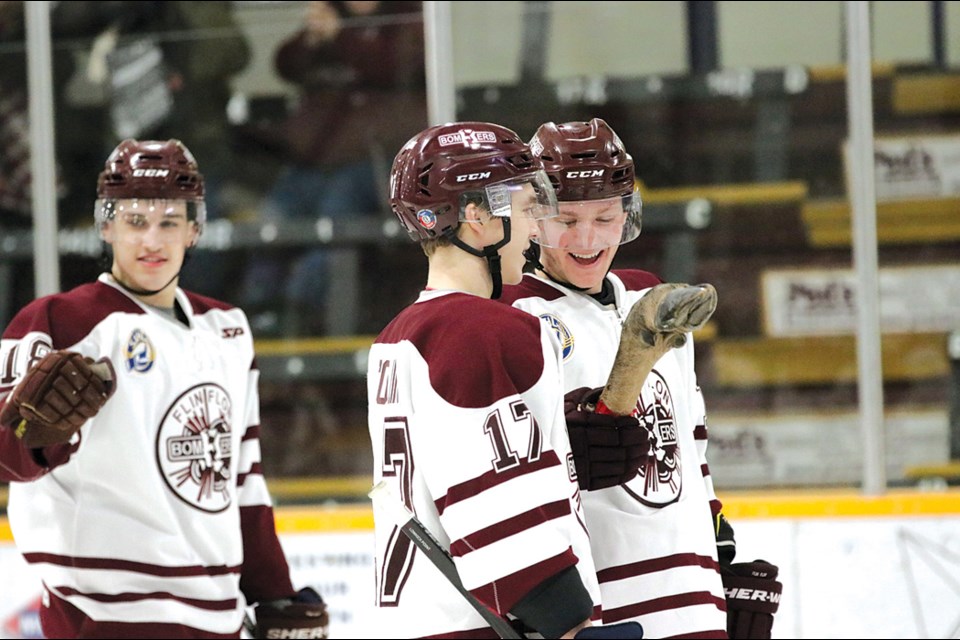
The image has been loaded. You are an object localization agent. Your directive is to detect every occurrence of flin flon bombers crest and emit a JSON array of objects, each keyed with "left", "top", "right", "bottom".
[
  {"left": 623, "top": 370, "right": 682, "bottom": 507},
  {"left": 157, "top": 383, "right": 233, "bottom": 512}
]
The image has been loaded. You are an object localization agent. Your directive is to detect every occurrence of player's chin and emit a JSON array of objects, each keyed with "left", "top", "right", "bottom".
[
  {"left": 131, "top": 271, "right": 174, "bottom": 291},
  {"left": 502, "top": 269, "right": 525, "bottom": 286}
]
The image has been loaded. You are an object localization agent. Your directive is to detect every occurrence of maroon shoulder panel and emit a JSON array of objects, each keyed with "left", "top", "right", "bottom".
[
  {"left": 499, "top": 274, "right": 566, "bottom": 305},
  {"left": 612, "top": 269, "right": 663, "bottom": 292},
  {"left": 380, "top": 293, "right": 548, "bottom": 408},
  {"left": 4, "top": 281, "right": 143, "bottom": 348},
  {"left": 183, "top": 290, "right": 235, "bottom": 315}
]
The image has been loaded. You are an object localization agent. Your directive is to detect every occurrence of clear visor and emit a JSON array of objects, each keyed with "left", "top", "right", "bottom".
[
  {"left": 533, "top": 192, "right": 642, "bottom": 251},
  {"left": 95, "top": 197, "right": 206, "bottom": 234},
  {"left": 460, "top": 170, "right": 559, "bottom": 223}
]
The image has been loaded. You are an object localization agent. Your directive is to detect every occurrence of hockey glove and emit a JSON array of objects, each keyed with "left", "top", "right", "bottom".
[
  {"left": 574, "top": 621, "right": 644, "bottom": 638},
  {"left": 634, "top": 282, "right": 717, "bottom": 349},
  {"left": 722, "top": 560, "right": 782, "bottom": 639},
  {"left": 253, "top": 586, "right": 329, "bottom": 639},
  {"left": 0, "top": 351, "right": 116, "bottom": 448},
  {"left": 565, "top": 387, "right": 645, "bottom": 491}
]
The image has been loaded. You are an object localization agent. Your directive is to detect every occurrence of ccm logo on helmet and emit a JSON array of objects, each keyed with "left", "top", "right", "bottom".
[
  {"left": 565, "top": 169, "right": 604, "bottom": 179},
  {"left": 455, "top": 172, "right": 492, "bottom": 183},
  {"left": 132, "top": 169, "right": 170, "bottom": 178}
]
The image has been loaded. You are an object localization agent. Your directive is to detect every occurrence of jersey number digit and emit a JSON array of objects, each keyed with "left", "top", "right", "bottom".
[
  {"left": 0, "top": 339, "right": 51, "bottom": 387},
  {"left": 484, "top": 400, "right": 542, "bottom": 473},
  {"left": 378, "top": 417, "right": 414, "bottom": 606}
]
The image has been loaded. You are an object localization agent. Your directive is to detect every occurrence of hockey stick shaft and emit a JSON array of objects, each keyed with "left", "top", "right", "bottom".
[
  {"left": 368, "top": 481, "right": 521, "bottom": 640},
  {"left": 242, "top": 612, "right": 256, "bottom": 637}
]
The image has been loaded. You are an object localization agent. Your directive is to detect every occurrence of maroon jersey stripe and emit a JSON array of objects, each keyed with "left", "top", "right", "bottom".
[
  {"left": 597, "top": 552, "right": 720, "bottom": 583},
  {"left": 603, "top": 590, "right": 727, "bottom": 623},
  {"left": 237, "top": 462, "right": 263, "bottom": 487},
  {"left": 449, "top": 499, "right": 572, "bottom": 557},
  {"left": 54, "top": 586, "right": 237, "bottom": 611},
  {"left": 436, "top": 452, "right": 562, "bottom": 514},
  {"left": 23, "top": 552, "right": 240, "bottom": 576},
  {"left": 43, "top": 590, "right": 241, "bottom": 640}
]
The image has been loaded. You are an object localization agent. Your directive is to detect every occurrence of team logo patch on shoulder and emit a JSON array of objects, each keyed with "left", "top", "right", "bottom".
[
  {"left": 416, "top": 209, "right": 437, "bottom": 230},
  {"left": 539, "top": 313, "right": 574, "bottom": 361},
  {"left": 124, "top": 329, "right": 155, "bottom": 373},
  {"left": 157, "top": 383, "right": 233, "bottom": 513}
]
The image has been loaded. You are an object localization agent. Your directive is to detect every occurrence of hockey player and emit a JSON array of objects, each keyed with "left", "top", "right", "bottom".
[
  {"left": 0, "top": 139, "right": 328, "bottom": 639},
  {"left": 501, "top": 119, "right": 781, "bottom": 639},
  {"left": 368, "top": 122, "right": 643, "bottom": 638}
]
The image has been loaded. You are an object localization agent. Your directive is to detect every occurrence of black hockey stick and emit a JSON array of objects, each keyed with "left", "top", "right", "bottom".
[{"left": 368, "top": 481, "right": 522, "bottom": 640}]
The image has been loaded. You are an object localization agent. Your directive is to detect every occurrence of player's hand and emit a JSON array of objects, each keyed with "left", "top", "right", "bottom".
[
  {"left": 564, "top": 387, "right": 645, "bottom": 491},
  {"left": 0, "top": 351, "right": 116, "bottom": 448},
  {"left": 253, "top": 586, "right": 329, "bottom": 639},
  {"left": 722, "top": 560, "right": 782, "bottom": 639}
]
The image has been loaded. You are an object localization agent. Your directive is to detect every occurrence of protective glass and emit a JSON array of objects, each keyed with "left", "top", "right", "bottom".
[
  {"left": 96, "top": 197, "right": 206, "bottom": 234},
  {"left": 533, "top": 192, "right": 642, "bottom": 251},
  {"left": 460, "top": 170, "right": 559, "bottom": 222},
  {"left": 96, "top": 199, "right": 200, "bottom": 244}
]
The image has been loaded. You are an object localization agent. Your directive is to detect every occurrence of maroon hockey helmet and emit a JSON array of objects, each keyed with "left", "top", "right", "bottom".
[
  {"left": 95, "top": 139, "right": 207, "bottom": 232},
  {"left": 530, "top": 119, "right": 642, "bottom": 250},
  {"left": 389, "top": 122, "right": 557, "bottom": 241},
  {"left": 530, "top": 118, "right": 635, "bottom": 201}
]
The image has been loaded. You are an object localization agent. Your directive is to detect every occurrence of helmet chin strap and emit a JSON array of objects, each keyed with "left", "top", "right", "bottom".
[
  {"left": 111, "top": 270, "right": 181, "bottom": 299},
  {"left": 449, "top": 219, "right": 512, "bottom": 299},
  {"left": 103, "top": 247, "right": 191, "bottom": 301}
]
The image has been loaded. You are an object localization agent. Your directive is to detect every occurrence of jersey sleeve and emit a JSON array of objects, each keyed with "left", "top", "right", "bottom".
[
  {"left": 236, "top": 363, "right": 295, "bottom": 604},
  {"left": 0, "top": 300, "right": 77, "bottom": 481},
  {"left": 684, "top": 335, "right": 722, "bottom": 517}
]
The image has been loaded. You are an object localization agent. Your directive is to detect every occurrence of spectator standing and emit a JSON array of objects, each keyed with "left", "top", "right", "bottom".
[{"left": 242, "top": 1, "right": 427, "bottom": 336}]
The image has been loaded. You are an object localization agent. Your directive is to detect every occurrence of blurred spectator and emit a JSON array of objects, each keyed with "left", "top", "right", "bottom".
[
  {"left": 141, "top": 1, "right": 252, "bottom": 300},
  {"left": 0, "top": 1, "right": 76, "bottom": 325},
  {"left": 241, "top": 0, "right": 427, "bottom": 336},
  {"left": 0, "top": 1, "right": 37, "bottom": 226},
  {"left": 0, "top": 1, "right": 70, "bottom": 226}
]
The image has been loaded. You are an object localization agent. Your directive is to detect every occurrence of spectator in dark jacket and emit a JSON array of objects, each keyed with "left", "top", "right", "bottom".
[{"left": 242, "top": 1, "right": 427, "bottom": 336}]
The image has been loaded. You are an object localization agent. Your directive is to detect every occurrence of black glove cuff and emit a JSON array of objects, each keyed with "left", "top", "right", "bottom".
[{"left": 510, "top": 566, "right": 593, "bottom": 639}]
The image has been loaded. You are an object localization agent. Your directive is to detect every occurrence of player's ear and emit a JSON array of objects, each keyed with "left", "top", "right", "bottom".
[
  {"left": 99, "top": 222, "right": 114, "bottom": 244},
  {"left": 186, "top": 221, "right": 200, "bottom": 248},
  {"left": 463, "top": 202, "right": 486, "bottom": 225}
]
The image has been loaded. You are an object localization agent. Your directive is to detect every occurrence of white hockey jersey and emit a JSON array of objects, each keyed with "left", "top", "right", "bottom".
[
  {"left": 368, "top": 290, "right": 601, "bottom": 638},
  {"left": 502, "top": 271, "right": 728, "bottom": 639},
  {"left": 0, "top": 274, "right": 294, "bottom": 638}
]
